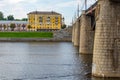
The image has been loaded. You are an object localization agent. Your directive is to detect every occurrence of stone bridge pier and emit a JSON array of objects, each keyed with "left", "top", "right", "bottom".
[
  {"left": 72, "top": 18, "right": 80, "bottom": 46},
  {"left": 72, "top": 23, "right": 75, "bottom": 43},
  {"left": 92, "top": 0, "right": 120, "bottom": 77},
  {"left": 72, "top": 11, "right": 95, "bottom": 54},
  {"left": 79, "top": 11, "right": 95, "bottom": 54}
]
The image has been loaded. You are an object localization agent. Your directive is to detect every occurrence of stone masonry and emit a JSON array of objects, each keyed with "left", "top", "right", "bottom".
[
  {"left": 73, "top": 19, "right": 80, "bottom": 46},
  {"left": 72, "top": 23, "right": 75, "bottom": 43},
  {"left": 53, "top": 27, "right": 72, "bottom": 41},
  {"left": 79, "top": 11, "right": 95, "bottom": 54},
  {"left": 92, "top": 0, "right": 120, "bottom": 77}
]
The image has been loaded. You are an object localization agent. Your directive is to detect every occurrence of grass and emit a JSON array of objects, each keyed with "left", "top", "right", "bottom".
[{"left": 0, "top": 32, "right": 53, "bottom": 38}]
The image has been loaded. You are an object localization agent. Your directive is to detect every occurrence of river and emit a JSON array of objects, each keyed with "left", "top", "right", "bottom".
[{"left": 0, "top": 42, "right": 119, "bottom": 80}]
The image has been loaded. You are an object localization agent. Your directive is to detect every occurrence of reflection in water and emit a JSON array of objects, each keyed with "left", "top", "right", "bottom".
[
  {"left": 92, "top": 77, "right": 120, "bottom": 80},
  {"left": 0, "top": 42, "right": 119, "bottom": 80}
]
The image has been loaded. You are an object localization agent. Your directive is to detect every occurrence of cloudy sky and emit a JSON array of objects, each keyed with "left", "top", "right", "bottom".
[{"left": 0, "top": 0, "right": 96, "bottom": 25}]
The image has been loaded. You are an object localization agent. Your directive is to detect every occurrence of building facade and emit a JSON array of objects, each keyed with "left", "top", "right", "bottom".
[
  {"left": 27, "top": 11, "right": 62, "bottom": 31},
  {"left": 0, "top": 21, "right": 27, "bottom": 31}
]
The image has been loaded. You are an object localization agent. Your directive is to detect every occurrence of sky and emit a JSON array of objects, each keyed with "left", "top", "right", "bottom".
[{"left": 0, "top": 0, "right": 96, "bottom": 25}]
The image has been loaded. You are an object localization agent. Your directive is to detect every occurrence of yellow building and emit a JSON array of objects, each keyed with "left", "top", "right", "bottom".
[{"left": 27, "top": 11, "right": 62, "bottom": 31}]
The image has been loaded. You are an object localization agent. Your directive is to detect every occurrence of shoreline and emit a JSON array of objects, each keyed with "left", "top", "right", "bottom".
[{"left": 0, "top": 38, "right": 72, "bottom": 42}]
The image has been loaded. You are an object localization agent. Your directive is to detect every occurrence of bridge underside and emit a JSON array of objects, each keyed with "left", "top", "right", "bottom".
[{"left": 110, "top": 0, "right": 120, "bottom": 2}]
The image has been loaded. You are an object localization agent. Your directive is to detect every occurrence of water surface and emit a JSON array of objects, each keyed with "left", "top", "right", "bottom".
[{"left": 0, "top": 42, "right": 119, "bottom": 80}]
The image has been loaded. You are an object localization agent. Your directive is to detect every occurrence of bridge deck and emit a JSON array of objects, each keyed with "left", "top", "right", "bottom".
[
  {"left": 85, "top": 1, "right": 98, "bottom": 15},
  {"left": 110, "top": 0, "right": 120, "bottom": 2}
]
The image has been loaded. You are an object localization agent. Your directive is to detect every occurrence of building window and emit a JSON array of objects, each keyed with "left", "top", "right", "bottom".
[
  {"left": 46, "top": 16, "right": 51, "bottom": 25},
  {"left": 47, "top": 17, "right": 50, "bottom": 21},
  {"left": 55, "top": 22, "right": 58, "bottom": 25},
  {"left": 55, "top": 16, "right": 59, "bottom": 25},
  {"left": 39, "top": 16, "right": 43, "bottom": 24}
]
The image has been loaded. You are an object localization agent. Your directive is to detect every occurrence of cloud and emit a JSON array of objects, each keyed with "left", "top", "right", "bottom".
[
  {"left": 0, "top": 0, "right": 97, "bottom": 25},
  {"left": 8, "top": 0, "right": 25, "bottom": 4},
  {"left": 56, "top": 1, "right": 76, "bottom": 8},
  {"left": 7, "top": 0, "right": 37, "bottom": 4}
]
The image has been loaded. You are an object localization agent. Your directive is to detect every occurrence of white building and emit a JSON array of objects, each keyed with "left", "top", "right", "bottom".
[{"left": 0, "top": 21, "right": 28, "bottom": 31}]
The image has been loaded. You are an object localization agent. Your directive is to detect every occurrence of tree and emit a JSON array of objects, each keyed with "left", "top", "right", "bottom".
[
  {"left": 61, "top": 24, "right": 66, "bottom": 29},
  {"left": 15, "top": 19, "right": 21, "bottom": 21},
  {"left": 10, "top": 23, "right": 16, "bottom": 31},
  {"left": 27, "top": 25, "right": 32, "bottom": 31},
  {"left": 3, "top": 18, "right": 7, "bottom": 20},
  {"left": 22, "top": 18, "right": 28, "bottom": 21},
  {"left": 0, "top": 11, "right": 4, "bottom": 20},
  {"left": 7, "top": 15, "right": 14, "bottom": 20}
]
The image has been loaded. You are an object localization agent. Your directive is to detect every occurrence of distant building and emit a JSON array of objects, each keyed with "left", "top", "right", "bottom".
[
  {"left": 27, "top": 11, "right": 62, "bottom": 31},
  {"left": 0, "top": 21, "right": 28, "bottom": 31}
]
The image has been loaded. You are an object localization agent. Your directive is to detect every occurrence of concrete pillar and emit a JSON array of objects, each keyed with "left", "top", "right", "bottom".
[
  {"left": 74, "top": 19, "right": 80, "bottom": 46},
  {"left": 79, "top": 11, "right": 94, "bottom": 54},
  {"left": 92, "top": 0, "right": 120, "bottom": 77},
  {"left": 72, "top": 23, "right": 75, "bottom": 43}
]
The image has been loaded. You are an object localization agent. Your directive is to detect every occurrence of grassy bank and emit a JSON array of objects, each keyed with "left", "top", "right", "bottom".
[{"left": 0, "top": 32, "right": 53, "bottom": 38}]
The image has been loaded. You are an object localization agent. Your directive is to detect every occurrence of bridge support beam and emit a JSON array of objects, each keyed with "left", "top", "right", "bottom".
[
  {"left": 92, "top": 0, "right": 120, "bottom": 77},
  {"left": 73, "top": 19, "right": 80, "bottom": 46},
  {"left": 79, "top": 11, "right": 94, "bottom": 54}
]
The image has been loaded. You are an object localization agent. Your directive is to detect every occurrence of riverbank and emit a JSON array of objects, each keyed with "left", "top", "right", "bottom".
[
  {"left": 0, "top": 32, "right": 53, "bottom": 38},
  {"left": 0, "top": 38, "right": 72, "bottom": 42},
  {"left": 0, "top": 27, "right": 72, "bottom": 42}
]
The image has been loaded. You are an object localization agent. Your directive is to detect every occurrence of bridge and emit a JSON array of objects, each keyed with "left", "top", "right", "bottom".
[{"left": 72, "top": 0, "right": 120, "bottom": 77}]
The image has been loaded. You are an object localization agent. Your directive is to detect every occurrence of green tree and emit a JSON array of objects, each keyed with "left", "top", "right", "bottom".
[
  {"left": 3, "top": 18, "right": 7, "bottom": 20},
  {"left": 27, "top": 25, "right": 32, "bottom": 31},
  {"left": 7, "top": 15, "right": 14, "bottom": 20},
  {"left": 0, "top": 11, "right": 4, "bottom": 20},
  {"left": 10, "top": 23, "right": 16, "bottom": 31},
  {"left": 61, "top": 24, "right": 66, "bottom": 29},
  {"left": 22, "top": 18, "right": 28, "bottom": 21},
  {"left": 15, "top": 19, "right": 21, "bottom": 21}
]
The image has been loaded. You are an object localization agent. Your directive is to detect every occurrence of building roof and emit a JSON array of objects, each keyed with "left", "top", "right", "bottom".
[{"left": 27, "top": 11, "right": 61, "bottom": 15}]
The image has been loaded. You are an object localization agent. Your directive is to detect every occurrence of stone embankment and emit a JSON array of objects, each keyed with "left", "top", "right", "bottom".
[
  {"left": 0, "top": 27, "right": 72, "bottom": 42},
  {"left": 53, "top": 26, "right": 72, "bottom": 41}
]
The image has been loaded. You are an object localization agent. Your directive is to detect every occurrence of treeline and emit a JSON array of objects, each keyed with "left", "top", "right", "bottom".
[{"left": 0, "top": 11, "right": 28, "bottom": 21}]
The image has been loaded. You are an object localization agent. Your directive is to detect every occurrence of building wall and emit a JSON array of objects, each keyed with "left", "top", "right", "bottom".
[
  {"left": 0, "top": 21, "right": 27, "bottom": 31},
  {"left": 28, "top": 13, "right": 61, "bottom": 31}
]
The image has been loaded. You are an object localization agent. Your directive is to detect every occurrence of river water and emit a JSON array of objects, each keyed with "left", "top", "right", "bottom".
[{"left": 0, "top": 42, "right": 119, "bottom": 80}]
